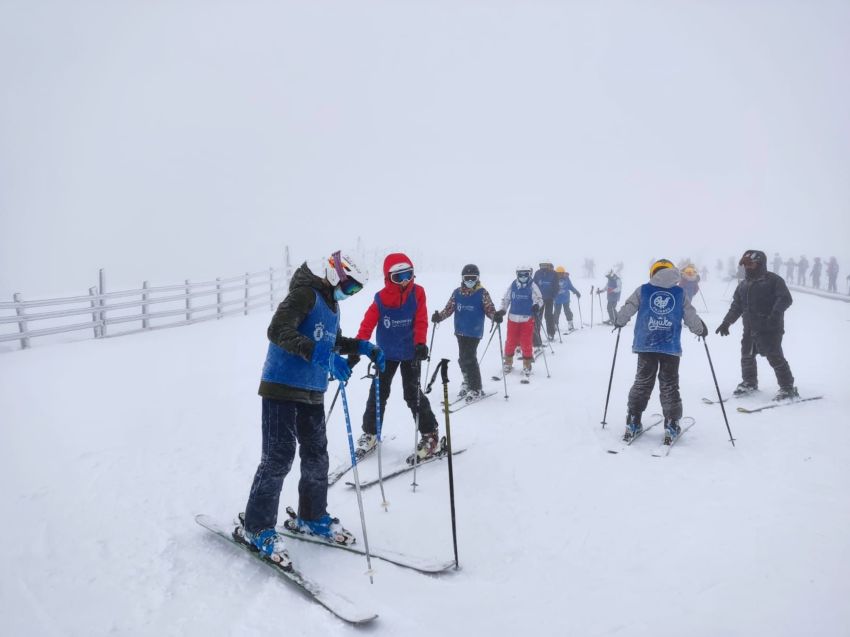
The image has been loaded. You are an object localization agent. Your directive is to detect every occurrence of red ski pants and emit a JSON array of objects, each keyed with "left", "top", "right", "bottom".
[{"left": 504, "top": 318, "right": 535, "bottom": 360}]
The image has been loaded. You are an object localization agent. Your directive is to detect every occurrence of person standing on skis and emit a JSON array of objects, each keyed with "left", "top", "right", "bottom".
[
  {"left": 500, "top": 266, "right": 543, "bottom": 380},
  {"left": 597, "top": 269, "right": 622, "bottom": 325},
  {"left": 553, "top": 266, "right": 581, "bottom": 332},
  {"left": 532, "top": 262, "right": 559, "bottom": 341},
  {"left": 715, "top": 249, "right": 798, "bottom": 401},
  {"left": 236, "top": 252, "right": 382, "bottom": 568},
  {"left": 354, "top": 252, "right": 441, "bottom": 463},
  {"left": 614, "top": 259, "right": 708, "bottom": 445},
  {"left": 431, "top": 264, "right": 500, "bottom": 403}
]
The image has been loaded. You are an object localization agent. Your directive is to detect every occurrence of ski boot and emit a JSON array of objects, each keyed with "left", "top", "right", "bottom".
[
  {"left": 406, "top": 431, "right": 440, "bottom": 465},
  {"left": 663, "top": 419, "right": 682, "bottom": 445},
  {"left": 567, "top": 321, "right": 575, "bottom": 331},
  {"left": 464, "top": 389, "right": 483, "bottom": 404},
  {"left": 355, "top": 433, "right": 377, "bottom": 459},
  {"left": 457, "top": 381, "right": 469, "bottom": 400},
  {"left": 733, "top": 382, "right": 758, "bottom": 396},
  {"left": 773, "top": 386, "right": 800, "bottom": 402},
  {"left": 234, "top": 523, "right": 292, "bottom": 570},
  {"left": 285, "top": 513, "right": 355, "bottom": 546},
  {"left": 522, "top": 359, "right": 533, "bottom": 380},
  {"left": 502, "top": 355, "right": 514, "bottom": 374},
  {"left": 622, "top": 413, "right": 643, "bottom": 442}
]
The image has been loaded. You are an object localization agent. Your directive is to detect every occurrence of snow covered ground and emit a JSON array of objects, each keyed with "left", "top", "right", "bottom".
[{"left": 2, "top": 270, "right": 849, "bottom": 636}]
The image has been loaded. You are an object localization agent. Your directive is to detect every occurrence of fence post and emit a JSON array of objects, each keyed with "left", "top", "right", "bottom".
[
  {"left": 285, "top": 245, "right": 293, "bottom": 284},
  {"left": 244, "top": 273, "right": 250, "bottom": 315},
  {"left": 89, "top": 287, "right": 101, "bottom": 338},
  {"left": 13, "top": 293, "right": 30, "bottom": 350},
  {"left": 269, "top": 267, "right": 275, "bottom": 310},
  {"left": 98, "top": 268, "right": 107, "bottom": 337},
  {"left": 142, "top": 280, "right": 150, "bottom": 329},
  {"left": 185, "top": 280, "right": 192, "bottom": 322},
  {"left": 216, "top": 277, "right": 223, "bottom": 319}
]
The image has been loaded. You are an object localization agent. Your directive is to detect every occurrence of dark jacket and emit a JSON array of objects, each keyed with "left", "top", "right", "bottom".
[
  {"left": 723, "top": 260, "right": 793, "bottom": 335},
  {"left": 258, "top": 262, "right": 360, "bottom": 404}
]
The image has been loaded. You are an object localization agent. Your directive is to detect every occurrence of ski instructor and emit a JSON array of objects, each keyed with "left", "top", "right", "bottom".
[
  {"left": 235, "top": 251, "right": 384, "bottom": 569},
  {"left": 715, "top": 249, "right": 798, "bottom": 401}
]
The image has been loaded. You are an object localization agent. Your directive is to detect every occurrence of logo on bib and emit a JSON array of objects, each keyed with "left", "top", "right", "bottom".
[
  {"left": 313, "top": 322, "right": 325, "bottom": 341},
  {"left": 383, "top": 315, "right": 392, "bottom": 329},
  {"left": 649, "top": 290, "right": 676, "bottom": 315}
]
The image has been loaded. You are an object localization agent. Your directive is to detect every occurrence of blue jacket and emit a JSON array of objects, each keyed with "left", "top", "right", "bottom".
[
  {"left": 555, "top": 275, "right": 579, "bottom": 304},
  {"left": 533, "top": 269, "right": 558, "bottom": 300}
]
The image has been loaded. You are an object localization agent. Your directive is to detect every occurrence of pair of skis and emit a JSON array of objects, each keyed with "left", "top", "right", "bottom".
[
  {"left": 444, "top": 391, "right": 497, "bottom": 413},
  {"left": 196, "top": 506, "right": 457, "bottom": 625},
  {"left": 606, "top": 416, "right": 696, "bottom": 456},
  {"left": 702, "top": 393, "right": 824, "bottom": 413}
]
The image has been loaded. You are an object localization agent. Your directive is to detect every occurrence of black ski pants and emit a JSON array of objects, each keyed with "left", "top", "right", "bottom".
[
  {"left": 627, "top": 352, "right": 683, "bottom": 421},
  {"left": 244, "top": 398, "right": 328, "bottom": 533},
  {"left": 457, "top": 335, "right": 483, "bottom": 392},
  {"left": 740, "top": 329, "right": 794, "bottom": 390},
  {"left": 362, "top": 359, "right": 438, "bottom": 436},
  {"left": 554, "top": 302, "right": 574, "bottom": 325},
  {"left": 541, "top": 297, "right": 556, "bottom": 339}
]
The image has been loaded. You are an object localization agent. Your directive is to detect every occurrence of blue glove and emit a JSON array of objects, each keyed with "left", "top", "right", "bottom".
[
  {"left": 329, "top": 354, "right": 352, "bottom": 381},
  {"left": 357, "top": 340, "right": 386, "bottom": 372}
]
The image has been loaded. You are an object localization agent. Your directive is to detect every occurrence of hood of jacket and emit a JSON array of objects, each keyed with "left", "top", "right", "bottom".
[
  {"left": 649, "top": 266, "right": 681, "bottom": 289},
  {"left": 378, "top": 252, "right": 416, "bottom": 307}
]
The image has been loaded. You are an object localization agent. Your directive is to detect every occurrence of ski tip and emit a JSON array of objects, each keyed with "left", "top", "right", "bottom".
[{"left": 606, "top": 450, "right": 619, "bottom": 455}]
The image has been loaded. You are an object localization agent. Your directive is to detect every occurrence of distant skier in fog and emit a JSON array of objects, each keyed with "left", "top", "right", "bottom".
[
  {"left": 826, "top": 257, "right": 839, "bottom": 293},
  {"left": 797, "top": 256, "right": 809, "bottom": 286},
  {"left": 784, "top": 257, "right": 796, "bottom": 281},
  {"left": 810, "top": 257, "right": 822, "bottom": 289},
  {"left": 772, "top": 253, "right": 783, "bottom": 274}
]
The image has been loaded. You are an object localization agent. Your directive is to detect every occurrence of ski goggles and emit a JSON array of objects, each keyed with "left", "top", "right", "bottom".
[
  {"left": 462, "top": 274, "right": 479, "bottom": 284},
  {"left": 338, "top": 277, "right": 363, "bottom": 296},
  {"left": 516, "top": 271, "right": 531, "bottom": 281},
  {"left": 390, "top": 268, "right": 414, "bottom": 284}
]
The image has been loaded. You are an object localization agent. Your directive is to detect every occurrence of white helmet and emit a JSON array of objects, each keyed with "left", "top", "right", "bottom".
[
  {"left": 516, "top": 265, "right": 532, "bottom": 276},
  {"left": 325, "top": 251, "right": 367, "bottom": 287}
]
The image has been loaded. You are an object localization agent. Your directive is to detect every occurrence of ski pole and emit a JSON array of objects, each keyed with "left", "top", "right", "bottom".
[
  {"left": 698, "top": 289, "right": 709, "bottom": 313},
  {"left": 534, "top": 314, "right": 551, "bottom": 378},
  {"left": 325, "top": 384, "right": 341, "bottom": 426},
  {"left": 597, "top": 290, "right": 604, "bottom": 323},
  {"left": 702, "top": 338, "right": 736, "bottom": 446},
  {"left": 577, "top": 296, "right": 584, "bottom": 329},
  {"left": 590, "top": 286, "right": 594, "bottom": 328},
  {"left": 411, "top": 359, "right": 423, "bottom": 492},
  {"left": 436, "top": 358, "right": 460, "bottom": 569},
  {"left": 478, "top": 321, "right": 497, "bottom": 366},
  {"left": 339, "top": 380, "right": 375, "bottom": 582},
  {"left": 496, "top": 322, "right": 509, "bottom": 400},
  {"left": 600, "top": 327, "right": 621, "bottom": 428},
  {"left": 370, "top": 364, "right": 389, "bottom": 511},
  {"left": 424, "top": 322, "right": 438, "bottom": 383}
]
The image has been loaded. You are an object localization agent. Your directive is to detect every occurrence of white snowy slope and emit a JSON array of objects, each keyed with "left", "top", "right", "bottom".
[{"left": 1, "top": 272, "right": 849, "bottom": 637}]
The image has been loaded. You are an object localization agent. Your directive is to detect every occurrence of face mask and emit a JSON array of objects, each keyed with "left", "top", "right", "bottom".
[
  {"left": 334, "top": 287, "right": 348, "bottom": 301},
  {"left": 463, "top": 279, "right": 477, "bottom": 289},
  {"left": 517, "top": 274, "right": 529, "bottom": 283}
]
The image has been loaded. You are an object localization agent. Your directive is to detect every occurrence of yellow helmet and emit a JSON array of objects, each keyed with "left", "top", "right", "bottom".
[
  {"left": 555, "top": 266, "right": 566, "bottom": 273},
  {"left": 650, "top": 259, "right": 675, "bottom": 278},
  {"left": 683, "top": 265, "right": 697, "bottom": 277}
]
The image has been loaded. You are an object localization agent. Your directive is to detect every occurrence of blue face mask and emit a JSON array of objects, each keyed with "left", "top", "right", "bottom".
[{"left": 334, "top": 287, "right": 348, "bottom": 301}]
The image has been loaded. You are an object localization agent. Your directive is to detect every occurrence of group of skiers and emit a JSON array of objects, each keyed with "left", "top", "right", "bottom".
[
  {"left": 232, "top": 247, "right": 800, "bottom": 569},
  {"left": 771, "top": 254, "right": 841, "bottom": 293}
]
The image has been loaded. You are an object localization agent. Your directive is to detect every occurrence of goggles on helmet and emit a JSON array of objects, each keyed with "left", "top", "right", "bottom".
[
  {"left": 517, "top": 271, "right": 531, "bottom": 282},
  {"left": 390, "top": 268, "right": 414, "bottom": 284},
  {"left": 462, "top": 274, "right": 479, "bottom": 284}
]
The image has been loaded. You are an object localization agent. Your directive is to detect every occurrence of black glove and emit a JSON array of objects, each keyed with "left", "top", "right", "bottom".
[
  {"left": 347, "top": 354, "right": 361, "bottom": 369},
  {"left": 715, "top": 322, "right": 730, "bottom": 337},
  {"left": 431, "top": 311, "right": 441, "bottom": 323},
  {"left": 532, "top": 304, "right": 541, "bottom": 314},
  {"left": 699, "top": 319, "right": 708, "bottom": 338},
  {"left": 493, "top": 309, "right": 505, "bottom": 324},
  {"left": 576, "top": 292, "right": 581, "bottom": 299},
  {"left": 414, "top": 343, "right": 429, "bottom": 362}
]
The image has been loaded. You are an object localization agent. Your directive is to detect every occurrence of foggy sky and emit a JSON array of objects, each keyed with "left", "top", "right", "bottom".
[{"left": 1, "top": 0, "right": 848, "bottom": 297}]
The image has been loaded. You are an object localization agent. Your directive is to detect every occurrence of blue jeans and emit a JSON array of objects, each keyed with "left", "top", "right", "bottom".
[{"left": 243, "top": 398, "right": 329, "bottom": 533}]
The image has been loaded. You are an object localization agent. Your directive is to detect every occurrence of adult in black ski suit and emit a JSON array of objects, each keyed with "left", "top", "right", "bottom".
[{"left": 715, "top": 249, "right": 798, "bottom": 400}]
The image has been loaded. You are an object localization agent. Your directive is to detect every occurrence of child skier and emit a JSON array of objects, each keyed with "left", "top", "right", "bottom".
[
  {"left": 678, "top": 265, "right": 701, "bottom": 302},
  {"left": 553, "top": 266, "right": 581, "bottom": 331},
  {"left": 500, "top": 266, "right": 543, "bottom": 380},
  {"left": 532, "top": 262, "right": 559, "bottom": 340},
  {"left": 431, "top": 264, "right": 500, "bottom": 403},
  {"left": 597, "top": 269, "right": 622, "bottom": 325},
  {"left": 236, "top": 252, "right": 382, "bottom": 568},
  {"left": 354, "top": 252, "right": 441, "bottom": 463},
  {"left": 614, "top": 259, "right": 708, "bottom": 445}
]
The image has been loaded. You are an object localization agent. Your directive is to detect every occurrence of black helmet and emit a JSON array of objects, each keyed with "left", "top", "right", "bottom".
[{"left": 461, "top": 264, "right": 480, "bottom": 277}]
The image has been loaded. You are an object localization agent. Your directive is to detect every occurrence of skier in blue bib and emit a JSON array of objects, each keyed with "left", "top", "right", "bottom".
[
  {"left": 553, "top": 266, "right": 581, "bottom": 332},
  {"left": 432, "top": 264, "right": 500, "bottom": 403},
  {"left": 614, "top": 259, "right": 707, "bottom": 445},
  {"left": 236, "top": 252, "right": 383, "bottom": 569}
]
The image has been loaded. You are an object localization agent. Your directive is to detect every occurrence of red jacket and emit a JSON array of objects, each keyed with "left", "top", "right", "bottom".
[{"left": 356, "top": 252, "right": 429, "bottom": 346}]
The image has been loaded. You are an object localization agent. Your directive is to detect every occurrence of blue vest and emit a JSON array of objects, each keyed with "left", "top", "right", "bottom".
[
  {"left": 375, "top": 290, "right": 417, "bottom": 360},
  {"left": 453, "top": 288, "right": 485, "bottom": 338},
  {"left": 534, "top": 270, "right": 557, "bottom": 300},
  {"left": 261, "top": 290, "right": 339, "bottom": 391},
  {"left": 632, "top": 284, "right": 685, "bottom": 355},
  {"left": 509, "top": 281, "right": 534, "bottom": 317},
  {"left": 555, "top": 277, "right": 573, "bottom": 304}
]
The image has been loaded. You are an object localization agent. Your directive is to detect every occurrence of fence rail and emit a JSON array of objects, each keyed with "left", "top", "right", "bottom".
[{"left": 1, "top": 261, "right": 293, "bottom": 351}]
